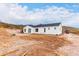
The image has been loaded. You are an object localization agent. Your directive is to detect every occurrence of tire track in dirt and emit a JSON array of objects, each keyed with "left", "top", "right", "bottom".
[{"left": 57, "top": 33, "right": 79, "bottom": 56}]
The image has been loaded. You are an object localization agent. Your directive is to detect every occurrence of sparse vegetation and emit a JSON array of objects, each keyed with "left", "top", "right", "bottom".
[
  {"left": 0, "top": 22, "right": 24, "bottom": 29},
  {"left": 63, "top": 26, "right": 79, "bottom": 35}
]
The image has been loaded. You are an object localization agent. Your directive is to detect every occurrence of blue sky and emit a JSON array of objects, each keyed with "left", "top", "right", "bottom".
[
  {"left": 0, "top": 3, "right": 79, "bottom": 28},
  {"left": 18, "top": 3, "right": 79, "bottom": 12}
]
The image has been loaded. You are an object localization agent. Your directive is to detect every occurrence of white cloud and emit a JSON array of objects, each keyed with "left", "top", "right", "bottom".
[
  {"left": 0, "top": 3, "right": 28, "bottom": 23},
  {"left": 0, "top": 3, "right": 79, "bottom": 27}
]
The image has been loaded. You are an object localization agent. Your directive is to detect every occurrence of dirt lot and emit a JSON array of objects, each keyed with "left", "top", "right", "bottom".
[
  {"left": 57, "top": 33, "right": 79, "bottom": 56},
  {"left": 0, "top": 28, "right": 73, "bottom": 56}
]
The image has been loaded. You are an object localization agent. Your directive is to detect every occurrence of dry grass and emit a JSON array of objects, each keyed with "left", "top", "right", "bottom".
[{"left": 69, "top": 30, "right": 79, "bottom": 35}]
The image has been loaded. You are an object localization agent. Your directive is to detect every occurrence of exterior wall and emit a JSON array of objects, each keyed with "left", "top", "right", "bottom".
[
  {"left": 23, "top": 26, "right": 34, "bottom": 33},
  {"left": 34, "top": 24, "right": 62, "bottom": 35},
  {"left": 23, "top": 24, "right": 62, "bottom": 35}
]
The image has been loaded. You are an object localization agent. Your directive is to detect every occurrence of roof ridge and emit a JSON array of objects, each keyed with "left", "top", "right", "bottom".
[{"left": 30, "top": 22, "right": 61, "bottom": 27}]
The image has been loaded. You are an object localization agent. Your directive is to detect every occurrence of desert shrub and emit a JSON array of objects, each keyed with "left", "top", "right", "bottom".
[
  {"left": 20, "top": 30, "right": 24, "bottom": 33},
  {"left": 65, "top": 30, "right": 69, "bottom": 34},
  {"left": 12, "top": 34, "right": 16, "bottom": 36}
]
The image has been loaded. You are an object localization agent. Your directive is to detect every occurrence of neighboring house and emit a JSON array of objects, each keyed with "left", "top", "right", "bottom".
[{"left": 23, "top": 23, "right": 62, "bottom": 35}]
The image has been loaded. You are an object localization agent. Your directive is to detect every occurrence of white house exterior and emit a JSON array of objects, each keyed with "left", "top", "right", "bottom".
[{"left": 23, "top": 23, "right": 62, "bottom": 35}]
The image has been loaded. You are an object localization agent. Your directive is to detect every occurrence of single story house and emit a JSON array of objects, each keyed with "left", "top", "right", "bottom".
[{"left": 23, "top": 23, "right": 62, "bottom": 35}]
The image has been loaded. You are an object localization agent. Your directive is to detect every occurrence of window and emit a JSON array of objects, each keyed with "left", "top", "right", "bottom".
[
  {"left": 48, "top": 27, "right": 50, "bottom": 30},
  {"left": 54, "top": 27, "right": 56, "bottom": 30},
  {"left": 35, "top": 28, "right": 38, "bottom": 32},
  {"left": 28, "top": 28, "right": 31, "bottom": 33},
  {"left": 44, "top": 28, "right": 46, "bottom": 32},
  {"left": 24, "top": 29, "right": 26, "bottom": 32}
]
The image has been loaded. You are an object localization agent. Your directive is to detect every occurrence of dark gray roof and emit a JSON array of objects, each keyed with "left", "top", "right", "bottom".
[{"left": 28, "top": 23, "right": 61, "bottom": 27}]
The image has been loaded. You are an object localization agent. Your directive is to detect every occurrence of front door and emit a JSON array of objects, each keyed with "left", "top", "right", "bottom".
[{"left": 28, "top": 28, "right": 31, "bottom": 33}]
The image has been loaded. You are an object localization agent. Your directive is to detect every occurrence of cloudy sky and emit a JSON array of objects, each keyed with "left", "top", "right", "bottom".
[{"left": 0, "top": 3, "right": 79, "bottom": 27}]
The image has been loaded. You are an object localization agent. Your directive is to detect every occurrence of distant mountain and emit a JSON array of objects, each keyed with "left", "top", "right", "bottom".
[{"left": 0, "top": 22, "right": 24, "bottom": 29}]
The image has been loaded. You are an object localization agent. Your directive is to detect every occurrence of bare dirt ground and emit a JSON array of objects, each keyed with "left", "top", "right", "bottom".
[
  {"left": 0, "top": 28, "right": 70, "bottom": 56},
  {"left": 2, "top": 28, "right": 79, "bottom": 56},
  {"left": 0, "top": 28, "right": 43, "bottom": 56},
  {"left": 57, "top": 33, "right": 79, "bottom": 56}
]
